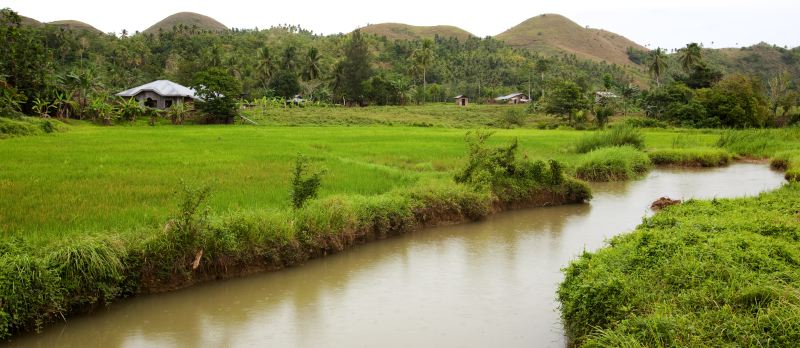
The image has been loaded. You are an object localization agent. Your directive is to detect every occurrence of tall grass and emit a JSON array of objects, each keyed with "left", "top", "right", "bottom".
[
  {"left": 575, "top": 125, "right": 645, "bottom": 153},
  {"left": 559, "top": 183, "right": 800, "bottom": 346},
  {"left": 716, "top": 128, "right": 800, "bottom": 157},
  {"left": 575, "top": 146, "right": 652, "bottom": 181},
  {"left": 648, "top": 148, "right": 732, "bottom": 167}
]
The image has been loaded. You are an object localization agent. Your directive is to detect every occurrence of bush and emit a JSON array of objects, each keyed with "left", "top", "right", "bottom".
[
  {"left": 622, "top": 117, "right": 669, "bottom": 129},
  {"left": 498, "top": 108, "right": 527, "bottom": 128},
  {"left": 648, "top": 148, "right": 732, "bottom": 167},
  {"left": 0, "top": 117, "right": 65, "bottom": 138},
  {"left": 575, "top": 146, "right": 652, "bottom": 181},
  {"left": 575, "top": 125, "right": 645, "bottom": 153},
  {"left": 697, "top": 74, "right": 770, "bottom": 128},
  {"left": 291, "top": 155, "right": 325, "bottom": 209},
  {"left": 558, "top": 184, "right": 800, "bottom": 346}
]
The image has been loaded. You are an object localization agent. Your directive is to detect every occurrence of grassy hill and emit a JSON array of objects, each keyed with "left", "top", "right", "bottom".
[
  {"left": 20, "top": 15, "right": 43, "bottom": 27},
  {"left": 704, "top": 42, "right": 800, "bottom": 79},
  {"left": 360, "top": 23, "right": 474, "bottom": 41},
  {"left": 47, "top": 20, "right": 104, "bottom": 34},
  {"left": 143, "top": 12, "right": 228, "bottom": 34},
  {"left": 496, "top": 14, "right": 646, "bottom": 66}
]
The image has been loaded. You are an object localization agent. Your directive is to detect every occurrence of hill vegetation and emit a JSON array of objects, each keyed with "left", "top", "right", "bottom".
[
  {"left": 143, "top": 12, "right": 228, "bottom": 34},
  {"left": 360, "top": 23, "right": 474, "bottom": 41},
  {"left": 496, "top": 14, "right": 647, "bottom": 66},
  {"left": 47, "top": 20, "right": 103, "bottom": 34}
]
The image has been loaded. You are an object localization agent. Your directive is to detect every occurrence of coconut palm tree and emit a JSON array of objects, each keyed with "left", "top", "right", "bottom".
[
  {"left": 303, "top": 47, "right": 321, "bottom": 81},
  {"left": 648, "top": 48, "right": 668, "bottom": 87},
  {"left": 678, "top": 43, "right": 702, "bottom": 72},
  {"left": 256, "top": 46, "right": 275, "bottom": 89},
  {"left": 411, "top": 39, "right": 435, "bottom": 102}
]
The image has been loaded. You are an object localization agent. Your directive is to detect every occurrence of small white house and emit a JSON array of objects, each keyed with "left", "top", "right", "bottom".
[
  {"left": 494, "top": 93, "right": 530, "bottom": 104},
  {"left": 116, "top": 80, "right": 199, "bottom": 109}
]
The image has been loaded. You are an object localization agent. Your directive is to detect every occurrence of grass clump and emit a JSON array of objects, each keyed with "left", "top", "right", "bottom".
[
  {"left": 716, "top": 128, "right": 800, "bottom": 157},
  {"left": 648, "top": 148, "right": 732, "bottom": 167},
  {"left": 771, "top": 150, "right": 800, "bottom": 182},
  {"left": 575, "top": 146, "right": 652, "bottom": 181},
  {"left": 0, "top": 117, "right": 64, "bottom": 138},
  {"left": 575, "top": 125, "right": 645, "bottom": 153},
  {"left": 558, "top": 183, "right": 800, "bottom": 346}
]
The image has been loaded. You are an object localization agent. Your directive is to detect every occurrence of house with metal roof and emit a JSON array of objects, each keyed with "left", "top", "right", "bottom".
[
  {"left": 116, "top": 80, "right": 198, "bottom": 109},
  {"left": 494, "top": 92, "right": 530, "bottom": 104},
  {"left": 454, "top": 95, "right": 469, "bottom": 106}
]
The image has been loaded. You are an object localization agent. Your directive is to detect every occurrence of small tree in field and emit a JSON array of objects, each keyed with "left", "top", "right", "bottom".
[
  {"left": 290, "top": 154, "right": 325, "bottom": 209},
  {"left": 542, "top": 81, "right": 589, "bottom": 126},
  {"left": 193, "top": 67, "right": 242, "bottom": 123}
]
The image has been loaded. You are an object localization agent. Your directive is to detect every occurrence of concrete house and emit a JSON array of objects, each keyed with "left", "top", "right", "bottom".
[
  {"left": 116, "top": 80, "right": 198, "bottom": 109},
  {"left": 494, "top": 93, "right": 530, "bottom": 104},
  {"left": 454, "top": 95, "right": 469, "bottom": 106}
]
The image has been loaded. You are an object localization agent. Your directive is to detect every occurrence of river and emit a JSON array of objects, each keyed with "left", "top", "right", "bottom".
[{"left": 4, "top": 163, "right": 786, "bottom": 348}]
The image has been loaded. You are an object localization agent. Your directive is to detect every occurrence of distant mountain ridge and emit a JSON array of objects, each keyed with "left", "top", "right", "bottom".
[
  {"left": 360, "top": 23, "right": 474, "bottom": 41},
  {"left": 47, "top": 20, "right": 103, "bottom": 34},
  {"left": 143, "top": 12, "right": 228, "bottom": 34},
  {"left": 495, "top": 14, "right": 647, "bottom": 66}
]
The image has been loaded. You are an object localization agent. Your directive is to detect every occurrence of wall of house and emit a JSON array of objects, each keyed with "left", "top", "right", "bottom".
[{"left": 133, "top": 92, "right": 191, "bottom": 109}]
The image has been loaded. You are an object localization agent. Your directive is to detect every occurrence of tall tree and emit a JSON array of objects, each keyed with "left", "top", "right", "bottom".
[
  {"left": 303, "top": 47, "right": 321, "bottom": 81},
  {"left": 411, "top": 39, "right": 435, "bottom": 102},
  {"left": 256, "top": 46, "right": 275, "bottom": 89},
  {"left": 648, "top": 48, "right": 668, "bottom": 87},
  {"left": 335, "top": 30, "right": 372, "bottom": 105},
  {"left": 678, "top": 43, "right": 702, "bottom": 72}
]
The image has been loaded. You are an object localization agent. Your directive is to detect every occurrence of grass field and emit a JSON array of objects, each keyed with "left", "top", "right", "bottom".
[{"left": 0, "top": 123, "right": 722, "bottom": 240}]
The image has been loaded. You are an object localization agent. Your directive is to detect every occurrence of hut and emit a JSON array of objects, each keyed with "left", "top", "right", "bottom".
[
  {"left": 494, "top": 93, "right": 530, "bottom": 104},
  {"left": 116, "top": 80, "right": 198, "bottom": 109},
  {"left": 595, "top": 91, "right": 619, "bottom": 104},
  {"left": 454, "top": 95, "right": 469, "bottom": 106}
]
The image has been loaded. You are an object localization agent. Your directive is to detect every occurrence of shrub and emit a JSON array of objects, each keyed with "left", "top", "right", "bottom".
[
  {"left": 623, "top": 117, "right": 669, "bottom": 129},
  {"left": 648, "top": 148, "right": 732, "bottom": 167},
  {"left": 575, "top": 146, "right": 652, "bottom": 181},
  {"left": 291, "top": 154, "right": 325, "bottom": 209},
  {"left": 498, "top": 108, "right": 527, "bottom": 128},
  {"left": 575, "top": 125, "right": 645, "bottom": 153}
]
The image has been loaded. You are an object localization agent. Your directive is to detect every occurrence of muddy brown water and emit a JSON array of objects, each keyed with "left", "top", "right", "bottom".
[{"left": 4, "top": 164, "right": 786, "bottom": 348}]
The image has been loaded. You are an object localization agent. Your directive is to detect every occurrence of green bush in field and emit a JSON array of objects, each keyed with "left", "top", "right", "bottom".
[
  {"left": 575, "top": 125, "right": 646, "bottom": 153},
  {"left": 454, "top": 130, "right": 591, "bottom": 202},
  {"left": 575, "top": 146, "right": 652, "bottom": 181},
  {"left": 558, "top": 183, "right": 800, "bottom": 346},
  {"left": 648, "top": 148, "right": 732, "bottom": 167},
  {"left": 291, "top": 155, "right": 325, "bottom": 209}
]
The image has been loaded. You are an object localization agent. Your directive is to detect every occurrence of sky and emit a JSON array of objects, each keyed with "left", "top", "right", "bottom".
[{"left": 3, "top": 0, "right": 798, "bottom": 50}]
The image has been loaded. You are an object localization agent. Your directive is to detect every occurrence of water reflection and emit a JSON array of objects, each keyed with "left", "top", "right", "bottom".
[{"left": 4, "top": 164, "right": 786, "bottom": 348}]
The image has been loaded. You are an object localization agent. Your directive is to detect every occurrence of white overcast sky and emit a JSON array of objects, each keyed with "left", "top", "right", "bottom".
[{"left": 2, "top": 0, "right": 798, "bottom": 49}]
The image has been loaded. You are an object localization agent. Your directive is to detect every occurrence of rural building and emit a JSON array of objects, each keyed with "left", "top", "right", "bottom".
[
  {"left": 454, "top": 95, "right": 469, "bottom": 106},
  {"left": 595, "top": 91, "right": 619, "bottom": 103},
  {"left": 116, "top": 80, "right": 198, "bottom": 109},
  {"left": 494, "top": 93, "right": 530, "bottom": 104}
]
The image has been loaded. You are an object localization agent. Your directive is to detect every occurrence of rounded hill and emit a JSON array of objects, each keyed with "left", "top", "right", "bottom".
[
  {"left": 496, "top": 14, "right": 647, "bottom": 66},
  {"left": 143, "top": 12, "right": 228, "bottom": 34},
  {"left": 47, "top": 20, "right": 103, "bottom": 34},
  {"left": 360, "top": 23, "right": 474, "bottom": 41}
]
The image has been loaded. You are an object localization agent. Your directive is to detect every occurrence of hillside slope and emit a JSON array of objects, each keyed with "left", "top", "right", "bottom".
[
  {"left": 143, "top": 12, "right": 228, "bottom": 34},
  {"left": 47, "top": 20, "right": 103, "bottom": 34},
  {"left": 360, "top": 23, "right": 474, "bottom": 41},
  {"left": 705, "top": 42, "right": 800, "bottom": 78},
  {"left": 496, "top": 14, "right": 646, "bottom": 66}
]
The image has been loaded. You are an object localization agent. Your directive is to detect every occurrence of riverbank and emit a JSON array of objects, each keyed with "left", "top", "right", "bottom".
[
  {"left": 558, "top": 182, "right": 800, "bottom": 346},
  {"left": 1, "top": 124, "right": 798, "bottom": 340}
]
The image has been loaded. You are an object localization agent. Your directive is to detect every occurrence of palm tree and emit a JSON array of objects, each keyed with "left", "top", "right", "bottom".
[
  {"left": 256, "top": 46, "right": 275, "bottom": 89},
  {"left": 411, "top": 39, "right": 435, "bottom": 102},
  {"left": 678, "top": 43, "right": 702, "bottom": 72},
  {"left": 303, "top": 47, "right": 321, "bottom": 81},
  {"left": 648, "top": 48, "right": 668, "bottom": 87}
]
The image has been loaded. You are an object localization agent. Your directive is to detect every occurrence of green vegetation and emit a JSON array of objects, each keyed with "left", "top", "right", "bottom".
[
  {"left": 558, "top": 183, "right": 800, "bottom": 346},
  {"left": 771, "top": 150, "right": 800, "bottom": 182},
  {"left": 0, "top": 117, "right": 64, "bottom": 138},
  {"left": 360, "top": 23, "right": 474, "bottom": 42},
  {"left": 575, "top": 125, "right": 645, "bottom": 153},
  {"left": 648, "top": 148, "right": 732, "bottom": 167},
  {"left": 575, "top": 146, "right": 652, "bottom": 182}
]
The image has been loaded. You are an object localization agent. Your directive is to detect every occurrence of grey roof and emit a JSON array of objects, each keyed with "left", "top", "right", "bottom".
[
  {"left": 495, "top": 92, "right": 528, "bottom": 101},
  {"left": 116, "top": 80, "right": 198, "bottom": 99},
  {"left": 454, "top": 95, "right": 468, "bottom": 99},
  {"left": 595, "top": 91, "right": 619, "bottom": 98}
]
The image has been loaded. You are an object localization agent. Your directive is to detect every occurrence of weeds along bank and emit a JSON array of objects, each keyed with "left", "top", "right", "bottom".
[
  {"left": 1, "top": 123, "right": 798, "bottom": 339},
  {"left": 0, "top": 129, "right": 591, "bottom": 339},
  {"left": 558, "top": 183, "right": 800, "bottom": 346}
]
